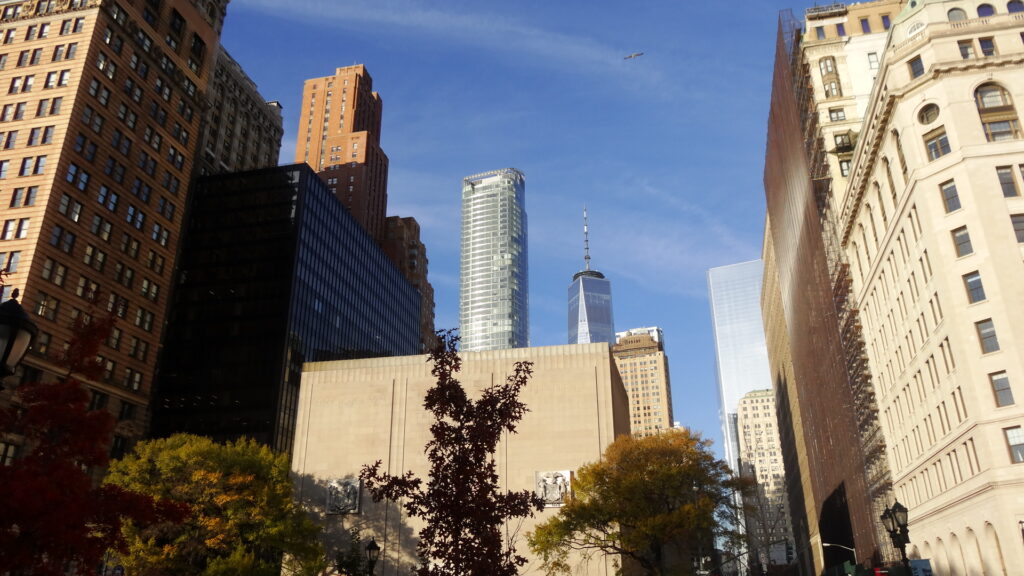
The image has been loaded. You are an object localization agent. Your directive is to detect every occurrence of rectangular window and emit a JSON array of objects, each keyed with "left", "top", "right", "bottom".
[
  {"left": 882, "top": 14, "right": 891, "bottom": 30},
  {"left": 1013, "top": 214, "right": 1024, "bottom": 243},
  {"left": 1006, "top": 427, "right": 1024, "bottom": 463},
  {"left": 909, "top": 56, "right": 924, "bottom": 78},
  {"left": 952, "top": 226, "right": 973, "bottom": 256},
  {"left": 941, "top": 180, "right": 961, "bottom": 212},
  {"left": 979, "top": 37, "right": 996, "bottom": 56},
  {"left": 962, "top": 271, "right": 985, "bottom": 303},
  {"left": 840, "top": 160, "right": 851, "bottom": 177},
  {"left": 990, "top": 372, "right": 1014, "bottom": 407},
  {"left": 958, "top": 40, "right": 975, "bottom": 59},
  {"left": 815, "top": 26, "right": 825, "bottom": 40},
  {"left": 829, "top": 108, "right": 846, "bottom": 122},
  {"left": 976, "top": 319, "right": 1000, "bottom": 353},
  {"left": 924, "top": 127, "right": 950, "bottom": 160},
  {"left": 861, "top": 18, "right": 871, "bottom": 33},
  {"left": 997, "top": 166, "right": 1019, "bottom": 197},
  {"left": 836, "top": 23, "right": 846, "bottom": 37},
  {"left": 868, "top": 52, "right": 879, "bottom": 70}
]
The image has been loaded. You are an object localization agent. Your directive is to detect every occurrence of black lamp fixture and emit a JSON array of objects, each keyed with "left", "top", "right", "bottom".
[
  {"left": 880, "top": 500, "right": 911, "bottom": 572},
  {"left": 365, "top": 538, "right": 380, "bottom": 575},
  {"left": 0, "top": 289, "right": 38, "bottom": 385}
]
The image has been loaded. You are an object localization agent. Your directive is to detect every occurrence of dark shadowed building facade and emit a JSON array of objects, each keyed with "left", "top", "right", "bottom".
[{"left": 153, "top": 164, "right": 420, "bottom": 453}]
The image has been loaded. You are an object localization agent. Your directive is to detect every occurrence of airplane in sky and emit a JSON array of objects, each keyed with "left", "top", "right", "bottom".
[{"left": 623, "top": 52, "right": 644, "bottom": 60}]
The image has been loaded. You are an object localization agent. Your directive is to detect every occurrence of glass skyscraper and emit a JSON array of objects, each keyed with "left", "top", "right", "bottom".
[
  {"left": 707, "top": 259, "right": 772, "bottom": 473},
  {"left": 459, "top": 168, "right": 528, "bottom": 352},
  {"left": 568, "top": 209, "right": 613, "bottom": 344}
]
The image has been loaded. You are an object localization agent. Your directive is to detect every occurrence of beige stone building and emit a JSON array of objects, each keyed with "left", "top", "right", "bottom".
[
  {"left": 736, "top": 388, "right": 794, "bottom": 569},
  {"left": 291, "top": 343, "right": 629, "bottom": 575},
  {"left": 611, "top": 327, "right": 673, "bottom": 437},
  {"left": 839, "top": 1, "right": 1024, "bottom": 572}
]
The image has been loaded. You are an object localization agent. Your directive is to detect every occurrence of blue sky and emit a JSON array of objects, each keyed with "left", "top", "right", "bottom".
[{"left": 224, "top": 0, "right": 804, "bottom": 458}]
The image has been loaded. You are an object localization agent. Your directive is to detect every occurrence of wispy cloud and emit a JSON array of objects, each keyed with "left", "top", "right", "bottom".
[{"left": 234, "top": 0, "right": 662, "bottom": 83}]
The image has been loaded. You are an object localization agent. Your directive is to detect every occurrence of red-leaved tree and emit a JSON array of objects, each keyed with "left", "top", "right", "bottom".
[
  {"left": 0, "top": 307, "right": 186, "bottom": 575},
  {"left": 361, "top": 330, "right": 544, "bottom": 576}
]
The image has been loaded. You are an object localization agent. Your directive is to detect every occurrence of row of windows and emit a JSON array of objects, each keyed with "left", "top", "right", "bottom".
[
  {"left": 0, "top": 16, "right": 86, "bottom": 45},
  {"left": 813, "top": 13, "right": 892, "bottom": 40},
  {"left": 0, "top": 155, "right": 46, "bottom": 178}
]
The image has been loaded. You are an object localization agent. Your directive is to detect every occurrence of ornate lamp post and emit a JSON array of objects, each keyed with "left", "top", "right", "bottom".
[
  {"left": 880, "top": 500, "right": 911, "bottom": 572},
  {"left": 365, "top": 538, "right": 380, "bottom": 575},
  {"left": 0, "top": 289, "right": 38, "bottom": 387}
]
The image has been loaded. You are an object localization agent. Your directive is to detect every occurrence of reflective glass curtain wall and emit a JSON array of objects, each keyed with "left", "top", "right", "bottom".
[
  {"left": 568, "top": 272, "right": 614, "bottom": 344},
  {"left": 459, "top": 168, "right": 528, "bottom": 352}
]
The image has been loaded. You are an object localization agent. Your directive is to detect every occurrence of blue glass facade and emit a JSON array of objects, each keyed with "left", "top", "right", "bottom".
[
  {"left": 154, "top": 164, "right": 420, "bottom": 452},
  {"left": 568, "top": 271, "right": 614, "bottom": 344}
]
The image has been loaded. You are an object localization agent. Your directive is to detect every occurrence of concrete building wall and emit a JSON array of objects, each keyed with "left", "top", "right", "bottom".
[
  {"left": 838, "top": 2, "right": 1024, "bottom": 572},
  {"left": 291, "top": 343, "right": 629, "bottom": 575}
]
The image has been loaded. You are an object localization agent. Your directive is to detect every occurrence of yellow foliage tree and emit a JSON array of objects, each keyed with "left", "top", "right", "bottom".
[
  {"left": 105, "top": 434, "right": 324, "bottom": 576},
  {"left": 528, "top": 429, "right": 746, "bottom": 575}
]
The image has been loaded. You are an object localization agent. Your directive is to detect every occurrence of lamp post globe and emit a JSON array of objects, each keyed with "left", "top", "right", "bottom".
[
  {"left": 0, "top": 288, "right": 38, "bottom": 382},
  {"left": 365, "top": 538, "right": 380, "bottom": 575}
]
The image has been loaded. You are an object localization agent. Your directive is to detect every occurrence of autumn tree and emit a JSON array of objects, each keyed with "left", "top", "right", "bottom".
[
  {"left": 528, "top": 428, "right": 746, "bottom": 576},
  {"left": 360, "top": 330, "right": 544, "bottom": 576},
  {"left": 0, "top": 304, "right": 185, "bottom": 576},
  {"left": 105, "top": 433, "right": 325, "bottom": 576}
]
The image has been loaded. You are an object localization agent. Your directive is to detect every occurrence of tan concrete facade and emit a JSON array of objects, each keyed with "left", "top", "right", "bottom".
[
  {"left": 295, "top": 65, "right": 389, "bottom": 242},
  {"left": 737, "top": 388, "right": 795, "bottom": 568},
  {"left": 838, "top": 2, "right": 1024, "bottom": 573},
  {"left": 611, "top": 328, "right": 673, "bottom": 437},
  {"left": 291, "top": 343, "right": 630, "bottom": 575}
]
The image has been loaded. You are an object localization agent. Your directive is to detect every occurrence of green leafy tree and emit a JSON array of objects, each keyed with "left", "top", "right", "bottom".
[
  {"left": 360, "top": 330, "right": 544, "bottom": 576},
  {"left": 105, "top": 433, "right": 324, "bottom": 576},
  {"left": 528, "top": 429, "right": 746, "bottom": 576}
]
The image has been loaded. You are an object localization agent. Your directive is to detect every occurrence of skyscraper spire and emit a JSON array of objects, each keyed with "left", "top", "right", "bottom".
[
  {"left": 583, "top": 206, "right": 591, "bottom": 271},
  {"left": 568, "top": 207, "right": 614, "bottom": 345}
]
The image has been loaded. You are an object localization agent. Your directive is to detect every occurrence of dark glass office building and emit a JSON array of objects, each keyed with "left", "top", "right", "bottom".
[{"left": 153, "top": 164, "right": 420, "bottom": 453}]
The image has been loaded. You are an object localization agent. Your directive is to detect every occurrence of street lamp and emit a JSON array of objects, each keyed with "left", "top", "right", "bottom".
[
  {"left": 880, "top": 500, "right": 911, "bottom": 572},
  {"left": 365, "top": 538, "right": 380, "bottom": 575},
  {"left": 821, "top": 542, "right": 857, "bottom": 566},
  {"left": 0, "top": 289, "right": 38, "bottom": 387}
]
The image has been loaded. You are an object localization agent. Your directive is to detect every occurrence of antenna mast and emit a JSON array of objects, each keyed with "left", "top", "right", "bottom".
[{"left": 583, "top": 206, "right": 591, "bottom": 271}]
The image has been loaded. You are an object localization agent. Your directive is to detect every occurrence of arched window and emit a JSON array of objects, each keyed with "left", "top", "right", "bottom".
[
  {"left": 1009, "top": 0, "right": 1024, "bottom": 13},
  {"left": 975, "top": 83, "right": 1021, "bottom": 141},
  {"left": 948, "top": 7, "right": 968, "bottom": 20},
  {"left": 978, "top": 3, "right": 996, "bottom": 16},
  {"left": 892, "top": 130, "right": 909, "bottom": 179},
  {"left": 883, "top": 157, "right": 898, "bottom": 204},
  {"left": 875, "top": 184, "right": 889, "bottom": 227}
]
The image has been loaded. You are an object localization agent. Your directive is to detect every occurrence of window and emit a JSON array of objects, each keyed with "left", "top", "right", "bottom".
[
  {"left": 978, "top": 3, "right": 996, "bottom": 17},
  {"left": 836, "top": 23, "right": 846, "bottom": 37},
  {"left": 918, "top": 104, "right": 939, "bottom": 124},
  {"left": 940, "top": 180, "right": 961, "bottom": 212},
  {"left": 815, "top": 26, "right": 826, "bottom": 40},
  {"left": 0, "top": 441, "right": 18, "bottom": 465},
  {"left": 976, "top": 319, "right": 1000, "bottom": 353},
  {"left": 952, "top": 226, "right": 973, "bottom": 256},
  {"left": 824, "top": 81, "right": 841, "bottom": 98},
  {"left": 997, "top": 166, "right": 1020, "bottom": 197},
  {"left": 963, "top": 271, "right": 986, "bottom": 303},
  {"left": 924, "top": 127, "right": 951, "bottom": 160},
  {"left": 958, "top": 40, "right": 975, "bottom": 59},
  {"left": 1013, "top": 214, "right": 1024, "bottom": 242},
  {"left": 868, "top": 52, "right": 879, "bottom": 70},
  {"left": 35, "top": 291, "right": 60, "bottom": 320},
  {"left": 908, "top": 56, "right": 925, "bottom": 79},
  {"left": 41, "top": 258, "right": 67, "bottom": 286},
  {"left": 882, "top": 14, "right": 891, "bottom": 29},
  {"left": 979, "top": 37, "right": 997, "bottom": 56},
  {"left": 861, "top": 18, "right": 871, "bottom": 33},
  {"left": 975, "top": 83, "right": 1021, "bottom": 141},
  {"left": 840, "top": 160, "right": 851, "bottom": 177},
  {"left": 990, "top": 372, "right": 1014, "bottom": 407},
  {"left": 948, "top": 7, "right": 968, "bottom": 20},
  {"left": 829, "top": 108, "right": 846, "bottom": 122},
  {"left": 1005, "top": 427, "right": 1024, "bottom": 463},
  {"left": 1010, "top": 0, "right": 1024, "bottom": 13}
]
